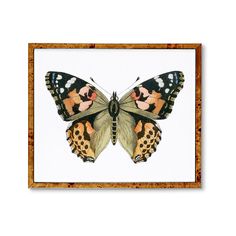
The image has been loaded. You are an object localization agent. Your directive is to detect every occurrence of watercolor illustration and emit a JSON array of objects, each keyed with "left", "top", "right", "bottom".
[{"left": 45, "top": 71, "right": 184, "bottom": 163}]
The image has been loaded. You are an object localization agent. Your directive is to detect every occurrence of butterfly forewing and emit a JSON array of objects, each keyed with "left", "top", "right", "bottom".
[
  {"left": 45, "top": 71, "right": 108, "bottom": 121},
  {"left": 120, "top": 71, "right": 184, "bottom": 119}
]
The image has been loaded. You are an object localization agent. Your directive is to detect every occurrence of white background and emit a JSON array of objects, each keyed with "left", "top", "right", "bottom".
[
  {"left": 34, "top": 49, "right": 195, "bottom": 182},
  {"left": 0, "top": 0, "right": 236, "bottom": 235}
]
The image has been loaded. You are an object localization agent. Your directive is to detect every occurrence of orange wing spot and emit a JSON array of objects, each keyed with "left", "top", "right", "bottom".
[
  {"left": 89, "top": 92, "right": 97, "bottom": 101},
  {"left": 77, "top": 123, "right": 84, "bottom": 133},
  {"left": 134, "top": 120, "right": 143, "bottom": 133},
  {"left": 69, "top": 89, "right": 82, "bottom": 103},
  {"left": 131, "top": 91, "right": 139, "bottom": 100},
  {"left": 144, "top": 122, "right": 155, "bottom": 130},
  {"left": 153, "top": 99, "right": 165, "bottom": 114},
  {"left": 63, "top": 89, "right": 81, "bottom": 115},
  {"left": 146, "top": 91, "right": 161, "bottom": 101},
  {"left": 63, "top": 98, "right": 74, "bottom": 115},
  {"left": 85, "top": 121, "right": 95, "bottom": 134}
]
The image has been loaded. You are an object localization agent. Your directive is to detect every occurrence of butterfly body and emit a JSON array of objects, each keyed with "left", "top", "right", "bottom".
[
  {"left": 108, "top": 92, "right": 120, "bottom": 145},
  {"left": 46, "top": 71, "right": 184, "bottom": 163}
]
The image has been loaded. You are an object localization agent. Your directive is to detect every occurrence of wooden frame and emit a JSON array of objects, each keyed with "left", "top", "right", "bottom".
[{"left": 28, "top": 43, "right": 201, "bottom": 188}]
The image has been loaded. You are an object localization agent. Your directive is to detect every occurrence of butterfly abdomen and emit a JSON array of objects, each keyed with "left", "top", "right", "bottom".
[{"left": 111, "top": 117, "right": 117, "bottom": 145}]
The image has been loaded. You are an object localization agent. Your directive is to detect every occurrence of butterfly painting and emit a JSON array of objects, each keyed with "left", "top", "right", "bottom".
[{"left": 45, "top": 71, "right": 184, "bottom": 163}]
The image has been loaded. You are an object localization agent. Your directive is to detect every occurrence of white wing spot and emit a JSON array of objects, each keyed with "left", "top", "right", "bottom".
[
  {"left": 168, "top": 74, "right": 173, "bottom": 80},
  {"left": 70, "top": 80, "right": 75, "bottom": 85},
  {"left": 65, "top": 83, "right": 70, "bottom": 88},
  {"left": 169, "top": 83, "right": 172, "bottom": 86},
  {"left": 165, "top": 88, "right": 170, "bottom": 93},
  {"left": 60, "top": 88, "right": 64, "bottom": 93},
  {"left": 57, "top": 75, "right": 62, "bottom": 80},
  {"left": 155, "top": 77, "right": 164, "bottom": 88},
  {"left": 71, "top": 77, "right": 76, "bottom": 82},
  {"left": 66, "top": 77, "right": 76, "bottom": 87}
]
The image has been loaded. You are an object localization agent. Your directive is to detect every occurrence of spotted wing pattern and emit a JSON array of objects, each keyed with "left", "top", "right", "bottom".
[
  {"left": 132, "top": 116, "right": 161, "bottom": 163},
  {"left": 120, "top": 71, "right": 184, "bottom": 119},
  {"left": 66, "top": 111, "right": 111, "bottom": 162},
  {"left": 46, "top": 70, "right": 184, "bottom": 164},
  {"left": 45, "top": 72, "right": 108, "bottom": 121},
  {"left": 118, "top": 112, "right": 162, "bottom": 163}
]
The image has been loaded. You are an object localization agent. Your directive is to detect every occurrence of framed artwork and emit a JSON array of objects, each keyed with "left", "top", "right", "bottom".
[{"left": 28, "top": 43, "right": 201, "bottom": 188}]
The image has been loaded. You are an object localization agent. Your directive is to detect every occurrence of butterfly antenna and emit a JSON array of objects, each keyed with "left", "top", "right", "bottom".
[
  {"left": 90, "top": 77, "right": 111, "bottom": 96},
  {"left": 118, "top": 77, "right": 140, "bottom": 96}
]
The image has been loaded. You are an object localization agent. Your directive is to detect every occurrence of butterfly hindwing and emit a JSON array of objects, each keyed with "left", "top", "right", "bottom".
[
  {"left": 120, "top": 71, "right": 184, "bottom": 119},
  {"left": 66, "top": 111, "right": 111, "bottom": 162},
  {"left": 132, "top": 115, "right": 162, "bottom": 163},
  {"left": 118, "top": 111, "right": 162, "bottom": 163},
  {"left": 45, "top": 72, "right": 108, "bottom": 121}
]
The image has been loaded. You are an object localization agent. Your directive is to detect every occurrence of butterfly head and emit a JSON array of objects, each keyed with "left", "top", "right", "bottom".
[{"left": 111, "top": 91, "right": 119, "bottom": 101}]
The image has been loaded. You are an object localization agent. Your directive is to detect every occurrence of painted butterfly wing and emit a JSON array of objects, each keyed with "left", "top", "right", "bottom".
[
  {"left": 120, "top": 71, "right": 184, "bottom": 119},
  {"left": 117, "top": 111, "right": 162, "bottom": 163},
  {"left": 118, "top": 71, "right": 184, "bottom": 163},
  {"left": 45, "top": 72, "right": 108, "bottom": 121},
  {"left": 66, "top": 111, "right": 111, "bottom": 162},
  {"left": 46, "top": 72, "right": 111, "bottom": 162}
]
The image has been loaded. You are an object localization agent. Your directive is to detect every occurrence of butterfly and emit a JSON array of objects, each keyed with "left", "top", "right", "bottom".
[{"left": 45, "top": 71, "right": 184, "bottom": 163}]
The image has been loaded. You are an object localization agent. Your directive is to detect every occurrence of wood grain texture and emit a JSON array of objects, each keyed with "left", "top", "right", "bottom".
[
  {"left": 195, "top": 44, "right": 202, "bottom": 187},
  {"left": 30, "top": 182, "right": 200, "bottom": 189},
  {"left": 28, "top": 43, "right": 200, "bottom": 49},
  {"left": 28, "top": 44, "right": 34, "bottom": 188},
  {"left": 28, "top": 43, "right": 201, "bottom": 189}
]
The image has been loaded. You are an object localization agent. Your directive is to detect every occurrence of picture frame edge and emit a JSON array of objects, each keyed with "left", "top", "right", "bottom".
[{"left": 28, "top": 43, "right": 202, "bottom": 189}]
